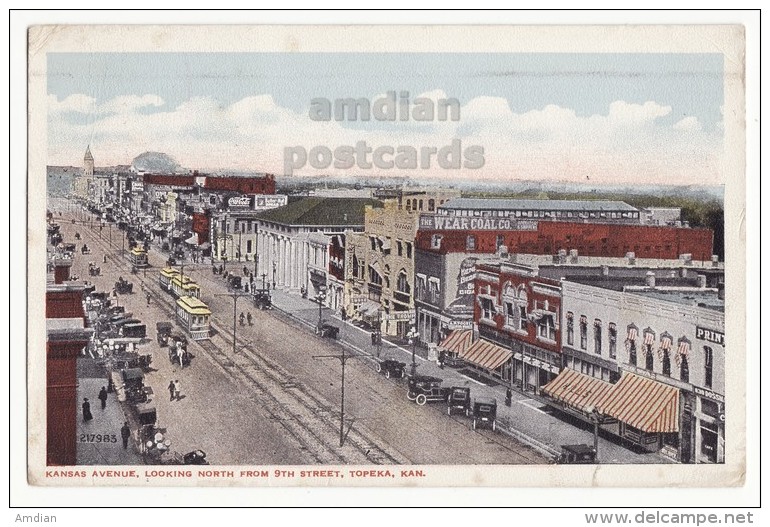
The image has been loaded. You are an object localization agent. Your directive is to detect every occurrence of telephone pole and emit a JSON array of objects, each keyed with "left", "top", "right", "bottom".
[
  {"left": 215, "top": 290, "right": 252, "bottom": 354},
  {"left": 313, "top": 348, "right": 366, "bottom": 447}
]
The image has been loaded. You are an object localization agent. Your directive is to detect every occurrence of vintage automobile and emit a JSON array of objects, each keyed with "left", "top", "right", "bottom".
[
  {"left": 253, "top": 289, "right": 272, "bottom": 310},
  {"left": 121, "top": 368, "right": 148, "bottom": 404},
  {"left": 446, "top": 387, "right": 472, "bottom": 416},
  {"left": 557, "top": 444, "right": 597, "bottom": 464},
  {"left": 472, "top": 397, "right": 498, "bottom": 431},
  {"left": 156, "top": 321, "right": 173, "bottom": 346},
  {"left": 316, "top": 323, "right": 340, "bottom": 339},
  {"left": 227, "top": 274, "right": 243, "bottom": 290},
  {"left": 121, "top": 323, "right": 147, "bottom": 339},
  {"left": 115, "top": 278, "right": 133, "bottom": 294},
  {"left": 169, "top": 343, "right": 193, "bottom": 367},
  {"left": 375, "top": 358, "right": 406, "bottom": 379},
  {"left": 407, "top": 375, "right": 451, "bottom": 406},
  {"left": 183, "top": 450, "right": 209, "bottom": 465}
]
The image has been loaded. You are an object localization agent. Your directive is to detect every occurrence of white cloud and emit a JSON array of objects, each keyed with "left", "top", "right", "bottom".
[{"left": 48, "top": 93, "right": 723, "bottom": 186}]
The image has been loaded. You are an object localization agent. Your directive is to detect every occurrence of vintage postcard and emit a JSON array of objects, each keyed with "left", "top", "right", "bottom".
[{"left": 25, "top": 23, "right": 748, "bottom": 494}]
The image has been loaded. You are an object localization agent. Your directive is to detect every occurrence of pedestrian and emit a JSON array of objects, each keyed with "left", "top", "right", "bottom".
[
  {"left": 82, "top": 398, "right": 93, "bottom": 422},
  {"left": 98, "top": 386, "right": 108, "bottom": 409},
  {"left": 146, "top": 293, "right": 151, "bottom": 306},
  {"left": 168, "top": 380, "right": 176, "bottom": 401},
  {"left": 505, "top": 388, "right": 512, "bottom": 407},
  {"left": 174, "top": 380, "right": 182, "bottom": 401},
  {"left": 120, "top": 422, "right": 131, "bottom": 449},
  {"left": 247, "top": 312, "right": 252, "bottom": 326},
  {"left": 107, "top": 375, "right": 115, "bottom": 393},
  {"left": 438, "top": 349, "right": 446, "bottom": 369},
  {"left": 341, "top": 307, "right": 347, "bottom": 322},
  {"left": 103, "top": 254, "right": 107, "bottom": 264}
]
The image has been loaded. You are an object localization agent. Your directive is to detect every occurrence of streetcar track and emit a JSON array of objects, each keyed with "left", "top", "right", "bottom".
[
  {"left": 65, "top": 212, "right": 550, "bottom": 465},
  {"left": 82, "top": 228, "right": 407, "bottom": 465}
]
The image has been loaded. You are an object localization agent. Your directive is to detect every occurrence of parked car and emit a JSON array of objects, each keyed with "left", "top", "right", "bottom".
[
  {"left": 446, "top": 387, "right": 471, "bottom": 416},
  {"left": 557, "top": 444, "right": 596, "bottom": 464},
  {"left": 375, "top": 358, "right": 406, "bottom": 379},
  {"left": 472, "top": 397, "right": 498, "bottom": 431},
  {"left": 407, "top": 375, "right": 451, "bottom": 406},
  {"left": 316, "top": 323, "right": 340, "bottom": 339},
  {"left": 156, "top": 321, "right": 173, "bottom": 346},
  {"left": 253, "top": 289, "right": 272, "bottom": 310}
]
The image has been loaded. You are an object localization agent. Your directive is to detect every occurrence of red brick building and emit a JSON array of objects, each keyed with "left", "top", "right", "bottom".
[
  {"left": 46, "top": 283, "right": 92, "bottom": 466},
  {"left": 469, "top": 261, "right": 562, "bottom": 392},
  {"left": 417, "top": 220, "right": 714, "bottom": 262}
]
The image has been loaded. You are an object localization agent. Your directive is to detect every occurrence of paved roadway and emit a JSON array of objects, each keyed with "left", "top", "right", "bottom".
[{"left": 50, "top": 198, "right": 554, "bottom": 465}]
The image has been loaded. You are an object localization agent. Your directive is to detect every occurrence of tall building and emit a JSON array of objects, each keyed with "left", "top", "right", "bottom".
[{"left": 83, "top": 145, "right": 94, "bottom": 178}]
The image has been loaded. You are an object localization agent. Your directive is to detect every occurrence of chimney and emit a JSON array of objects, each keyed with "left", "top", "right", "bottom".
[
  {"left": 645, "top": 271, "right": 656, "bottom": 288},
  {"left": 697, "top": 274, "right": 707, "bottom": 289}
]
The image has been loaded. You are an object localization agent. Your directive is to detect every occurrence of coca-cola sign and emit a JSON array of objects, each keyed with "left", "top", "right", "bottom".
[{"left": 227, "top": 195, "right": 254, "bottom": 209}]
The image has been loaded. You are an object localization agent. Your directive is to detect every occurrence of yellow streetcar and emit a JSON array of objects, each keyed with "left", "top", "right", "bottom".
[
  {"left": 170, "top": 275, "right": 201, "bottom": 299},
  {"left": 175, "top": 295, "right": 211, "bottom": 341},
  {"left": 158, "top": 267, "right": 180, "bottom": 292},
  {"left": 129, "top": 247, "right": 149, "bottom": 268}
]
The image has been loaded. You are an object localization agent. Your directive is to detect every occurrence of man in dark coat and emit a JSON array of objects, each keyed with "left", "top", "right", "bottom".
[
  {"left": 82, "top": 398, "right": 93, "bottom": 422},
  {"left": 120, "top": 422, "right": 131, "bottom": 449},
  {"left": 168, "top": 380, "right": 176, "bottom": 401},
  {"left": 98, "top": 386, "right": 108, "bottom": 409}
]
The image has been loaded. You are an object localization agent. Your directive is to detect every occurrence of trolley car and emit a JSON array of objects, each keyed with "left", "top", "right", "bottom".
[
  {"left": 129, "top": 247, "right": 149, "bottom": 268},
  {"left": 170, "top": 275, "right": 201, "bottom": 299},
  {"left": 158, "top": 267, "right": 179, "bottom": 292},
  {"left": 175, "top": 295, "right": 211, "bottom": 341}
]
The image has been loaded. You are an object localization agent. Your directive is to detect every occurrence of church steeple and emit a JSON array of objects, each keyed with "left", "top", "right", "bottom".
[{"left": 84, "top": 145, "right": 94, "bottom": 178}]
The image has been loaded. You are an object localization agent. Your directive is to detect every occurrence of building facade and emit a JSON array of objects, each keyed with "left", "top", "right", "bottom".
[{"left": 552, "top": 279, "right": 725, "bottom": 463}]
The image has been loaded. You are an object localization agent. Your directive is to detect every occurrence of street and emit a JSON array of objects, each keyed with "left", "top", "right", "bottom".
[{"left": 51, "top": 198, "right": 553, "bottom": 465}]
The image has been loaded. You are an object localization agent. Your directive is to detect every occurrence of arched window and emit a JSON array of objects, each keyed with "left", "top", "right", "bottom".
[
  {"left": 626, "top": 325, "right": 638, "bottom": 366},
  {"left": 659, "top": 333, "right": 673, "bottom": 376},
  {"left": 594, "top": 319, "right": 602, "bottom": 355},
  {"left": 396, "top": 270, "right": 410, "bottom": 294},
  {"left": 643, "top": 329, "right": 655, "bottom": 371}
]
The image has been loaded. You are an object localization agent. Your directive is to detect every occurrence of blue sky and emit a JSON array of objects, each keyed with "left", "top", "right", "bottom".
[{"left": 47, "top": 52, "right": 725, "bottom": 184}]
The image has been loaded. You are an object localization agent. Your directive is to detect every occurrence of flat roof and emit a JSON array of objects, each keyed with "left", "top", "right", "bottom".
[{"left": 439, "top": 198, "right": 638, "bottom": 212}]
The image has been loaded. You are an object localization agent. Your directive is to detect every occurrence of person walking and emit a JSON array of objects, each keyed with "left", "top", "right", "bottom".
[
  {"left": 247, "top": 312, "right": 253, "bottom": 326},
  {"left": 146, "top": 293, "right": 151, "bottom": 306},
  {"left": 120, "top": 422, "right": 131, "bottom": 449},
  {"left": 82, "top": 398, "right": 93, "bottom": 422},
  {"left": 103, "top": 254, "right": 107, "bottom": 264},
  {"left": 98, "top": 386, "right": 108, "bottom": 409},
  {"left": 168, "top": 380, "right": 176, "bottom": 401},
  {"left": 174, "top": 380, "right": 182, "bottom": 401}
]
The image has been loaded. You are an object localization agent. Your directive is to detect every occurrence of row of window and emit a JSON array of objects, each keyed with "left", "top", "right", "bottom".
[
  {"left": 440, "top": 209, "right": 641, "bottom": 219},
  {"left": 369, "top": 237, "right": 413, "bottom": 258},
  {"left": 565, "top": 313, "right": 715, "bottom": 388}
]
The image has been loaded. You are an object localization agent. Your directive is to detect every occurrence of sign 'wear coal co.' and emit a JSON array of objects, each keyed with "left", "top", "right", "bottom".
[{"left": 419, "top": 214, "right": 539, "bottom": 231}]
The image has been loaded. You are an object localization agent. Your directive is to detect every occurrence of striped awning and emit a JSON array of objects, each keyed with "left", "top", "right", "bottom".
[
  {"left": 599, "top": 372, "right": 679, "bottom": 433},
  {"left": 460, "top": 339, "right": 512, "bottom": 370},
  {"left": 438, "top": 330, "right": 473, "bottom": 356},
  {"left": 541, "top": 368, "right": 615, "bottom": 414}
]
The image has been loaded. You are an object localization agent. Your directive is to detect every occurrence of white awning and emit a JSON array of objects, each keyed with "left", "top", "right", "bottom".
[{"left": 185, "top": 233, "right": 199, "bottom": 245}]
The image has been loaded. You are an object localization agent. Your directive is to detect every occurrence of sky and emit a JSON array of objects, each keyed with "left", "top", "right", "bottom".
[{"left": 46, "top": 52, "right": 725, "bottom": 185}]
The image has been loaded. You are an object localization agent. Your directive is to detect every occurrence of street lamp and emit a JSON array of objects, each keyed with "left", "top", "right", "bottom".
[
  {"left": 586, "top": 405, "right": 603, "bottom": 462},
  {"left": 407, "top": 325, "right": 419, "bottom": 377},
  {"left": 315, "top": 288, "right": 327, "bottom": 331}
]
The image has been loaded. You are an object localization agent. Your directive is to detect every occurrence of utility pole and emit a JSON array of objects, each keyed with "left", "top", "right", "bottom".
[
  {"left": 312, "top": 348, "right": 366, "bottom": 447},
  {"left": 215, "top": 290, "right": 252, "bottom": 355}
]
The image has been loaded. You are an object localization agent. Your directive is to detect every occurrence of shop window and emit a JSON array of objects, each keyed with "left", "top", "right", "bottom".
[
  {"left": 704, "top": 346, "right": 713, "bottom": 388},
  {"left": 608, "top": 322, "right": 617, "bottom": 358},
  {"left": 566, "top": 312, "right": 574, "bottom": 346},
  {"left": 593, "top": 319, "right": 602, "bottom": 355},
  {"left": 579, "top": 315, "right": 588, "bottom": 350}
]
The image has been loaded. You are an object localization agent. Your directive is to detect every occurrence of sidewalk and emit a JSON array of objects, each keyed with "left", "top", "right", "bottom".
[
  {"left": 267, "top": 286, "right": 672, "bottom": 464},
  {"left": 76, "top": 359, "right": 144, "bottom": 465}
]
